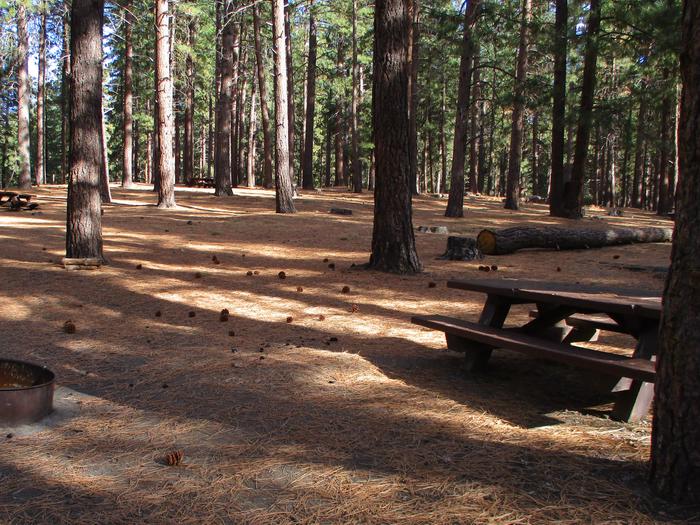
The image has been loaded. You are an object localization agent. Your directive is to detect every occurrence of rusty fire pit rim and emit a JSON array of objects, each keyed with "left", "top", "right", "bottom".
[{"left": 0, "top": 358, "right": 56, "bottom": 392}]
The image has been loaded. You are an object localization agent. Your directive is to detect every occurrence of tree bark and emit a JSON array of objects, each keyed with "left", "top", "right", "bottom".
[
  {"left": 16, "top": 3, "right": 31, "bottom": 189},
  {"left": 324, "top": 114, "right": 332, "bottom": 187},
  {"left": 650, "top": 1, "right": 700, "bottom": 503},
  {"left": 66, "top": 0, "right": 104, "bottom": 260},
  {"left": 561, "top": 0, "right": 601, "bottom": 218},
  {"left": 407, "top": 0, "right": 419, "bottom": 195},
  {"left": 99, "top": 95, "right": 112, "bottom": 203},
  {"left": 350, "top": 0, "right": 362, "bottom": 193},
  {"left": 284, "top": 1, "right": 296, "bottom": 186},
  {"left": 369, "top": 0, "right": 421, "bottom": 274},
  {"left": 302, "top": 0, "right": 317, "bottom": 190},
  {"left": 155, "top": 0, "right": 176, "bottom": 207},
  {"left": 549, "top": 0, "right": 567, "bottom": 215},
  {"left": 61, "top": 2, "right": 71, "bottom": 185},
  {"left": 184, "top": 13, "right": 195, "bottom": 185},
  {"left": 445, "top": 0, "right": 480, "bottom": 217},
  {"left": 468, "top": 52, "right": 480, "bottom": 194},
  {"left": 657, "top": 73, "right": 674, "bottom": 215},
  {"left": 247, "top": 76, "right": 258, "bottom": 187},
  {"left": 215, "top": 0, "right": 236, "bottom": 196},
  {"left": 477, "top": 226, "right": 673, "bottom": 256},
  {"left": 253, "top": 4, "right": 274, "bottom": 188},
  {"left": 36, "top": 2, "right": 47, "bottom": 186},
  {"left": 271, "top": 0, "right": 296, "bottom": 212},
  {"left": 631, "top": 92, "right": 647, "bottom": 207},
  {"left": 122, "top": 0, "right": 134, "bottom": 188},
  {"left": 334, "top": 42, "right": 345, "bottom": 187},
  {"left": 504, "top": 0, "right": 532, "bottom": 210}
]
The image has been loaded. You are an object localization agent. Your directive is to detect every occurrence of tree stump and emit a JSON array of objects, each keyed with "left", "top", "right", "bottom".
[
  {"left": 439, "top": 236, "right": 484, "bottom": 261},
  {"left": 477, "top": 226, "right": 673, "bottom": 255}
]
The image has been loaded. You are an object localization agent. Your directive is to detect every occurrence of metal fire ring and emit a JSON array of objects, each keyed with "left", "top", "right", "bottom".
[{"left": 0, "top": 359, "right": 55, "bottom": 425}]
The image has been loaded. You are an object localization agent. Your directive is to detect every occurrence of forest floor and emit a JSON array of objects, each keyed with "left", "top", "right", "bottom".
[{"left": 0, "top": 184, "right": 695, "bottom": 524}]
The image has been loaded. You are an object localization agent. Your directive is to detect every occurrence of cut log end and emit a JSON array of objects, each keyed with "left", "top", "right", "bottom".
[{"left": 476, "top": 230, "right": 497, "bottom": 255}]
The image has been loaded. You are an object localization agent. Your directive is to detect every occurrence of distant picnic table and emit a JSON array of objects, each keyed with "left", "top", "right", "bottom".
[
  {"left": 0, "top": 191, "right": 37, "bottom": 210},
  {"left": 412, "top": 278, "right": 661, "bottom": 423}
]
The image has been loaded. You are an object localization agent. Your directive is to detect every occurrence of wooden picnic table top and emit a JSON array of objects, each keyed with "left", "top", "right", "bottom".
[{"left": 447, "top": 278, "right": 662, "bottom": 320}]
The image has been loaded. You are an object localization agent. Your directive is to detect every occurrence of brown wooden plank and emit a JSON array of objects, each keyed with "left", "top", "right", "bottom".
[
  {"left": 411, "top": 315, "right": 656, "bottom": 382},
  {"left": 447, "top": 278, "right": 661, "bottom": 319}
]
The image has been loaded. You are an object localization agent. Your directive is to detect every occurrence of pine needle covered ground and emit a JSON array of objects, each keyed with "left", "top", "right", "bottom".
[{"left": 0, "top": 185, "right": 694, "bottom": 524}]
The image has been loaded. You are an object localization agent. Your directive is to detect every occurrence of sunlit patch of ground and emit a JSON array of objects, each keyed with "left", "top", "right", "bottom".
[{"left": 0, "top": 184, "right": 692, "bottom": 524}]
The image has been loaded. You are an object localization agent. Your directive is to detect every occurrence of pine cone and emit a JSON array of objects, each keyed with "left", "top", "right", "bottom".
[{"left": 165, "top": 450, "right": 184, "bottom": 466}]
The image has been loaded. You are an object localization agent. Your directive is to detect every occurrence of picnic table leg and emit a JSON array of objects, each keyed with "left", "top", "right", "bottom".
[
  {"left": 446, "top": 295, "right": 511, "bottom": 372},
  {"left": 611, "top": 326, "right": 658, "bottom": 423}
]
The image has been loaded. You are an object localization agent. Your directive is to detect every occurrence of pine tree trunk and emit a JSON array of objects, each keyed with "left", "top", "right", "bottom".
[
  {"left": 334, "top": 42, "right": 345, "bottom": 187},
  {"left": 247, "top": 77, "right": 258, "bottom": 187},
  {"left": 334, "top": 101, "right": 344, "bottom": 186},
  {"left": 122, "top": 0, "right": 134, "bottom": 188},
  {"left": 133, "top": 100, "right": 139, "bottom": 180},
  {"left": 284, "top": 2, "right": 296, "bottom": 186},
  {"left": 16, "top": 4, "right": 31, "bottom": 190},
  {"left": 468, "top": 52, "right": 480, "bottom": 194},
  {"left": 549, "top": 0, "right": 567, "bottom": 215},
  {"left": 445, "top": 0, "right": 479, "bottom": 217},
  {"left": 99, "top": 96, "right": 112, "bottom": 203},
  {"left": 61, "top": 2, "right": 71, "bottom": 185},
  {"left": 407, "top": 0, "right": 419, "bottom": 195},
  {"left": 146, "top": 131, "right": 152, "bottom": 184},
  {"left": 324, "top": 114, "right": 332, "bottom": 187},
  {"left": 504, "top": 0, "right": 532, "bottom": 210},
  {"left": 650, "top": 1, "right": 700, "bottom": 503},
  {"left": 230, "top": 26, "right": 242, "bottom": 187},
  {"left": 184, "top": 14, "right": 195, "bottom": 185},
  {"left": 235, "top": 49, "right": 248, "bottom": 187},
  {"left": 155, "top": 0, "right": 176, "bottom": 207},
  {"left": 253, "top": 4, "right": 274, "bottom": 188},
  {"left": 272, "top": 0, "right": 296, "bottom": 212},
  {"left": 657, "top": 74, "right": 674, "bottom": 215},
  {"left": 215, "top": 0, "right": 236, "bottom": 196},
  {"left": 561, "top": 0, "right": 601, "bottom": 218},
  {"left": 369, "top": 0, "right": 421, "bottom": 274},
  {"left": 66, "top": 0, "right": 104, "bottom": 260},
  {"left": 302, "top": 1, "right": 317, "bottom": 190},
  {"left": 36, "top": 3, "right": 47, "bottom": 186},
  {"left": 350, "top": 0, "right": 362, "bottom": 193},
  {"left": 631, "top": 92, "right": 647, "bottom": 207},
  {"left": 438, "top": 73, "right": 446, "bottom": 194}
]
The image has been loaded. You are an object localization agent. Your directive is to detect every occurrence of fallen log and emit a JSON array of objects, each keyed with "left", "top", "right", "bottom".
[{"left": 476, "top": 226, "right": 673, "bottom": 255}]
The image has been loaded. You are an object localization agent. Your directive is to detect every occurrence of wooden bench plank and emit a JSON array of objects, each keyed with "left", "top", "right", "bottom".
[
  {"left": 528, "top": 310, "right": 628, "bottom": 335},
  {"left": 411, "top": 315, "right": 655, "bottom": 383}
]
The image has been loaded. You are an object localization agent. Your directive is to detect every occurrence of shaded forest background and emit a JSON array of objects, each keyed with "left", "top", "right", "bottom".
[{"left": 0, "top": 0, "right": 680, "bottom": 212}]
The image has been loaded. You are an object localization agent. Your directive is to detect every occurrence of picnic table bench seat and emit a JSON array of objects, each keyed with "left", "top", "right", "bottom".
[{"left": 411, "top": 315, "right": 656, "bottom": 383}]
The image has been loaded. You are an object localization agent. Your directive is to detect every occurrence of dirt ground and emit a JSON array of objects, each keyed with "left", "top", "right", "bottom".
[{"left": 0, "top": 184, "right": 695, "bottom": 524}]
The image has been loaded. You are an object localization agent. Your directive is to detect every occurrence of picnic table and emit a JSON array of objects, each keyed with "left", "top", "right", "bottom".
[
  {"left": 0, "top": 191, "right": 37, "bottom": 210},
  {"left": 412, "top": 278, "right": 661, "bottom": 422}
]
